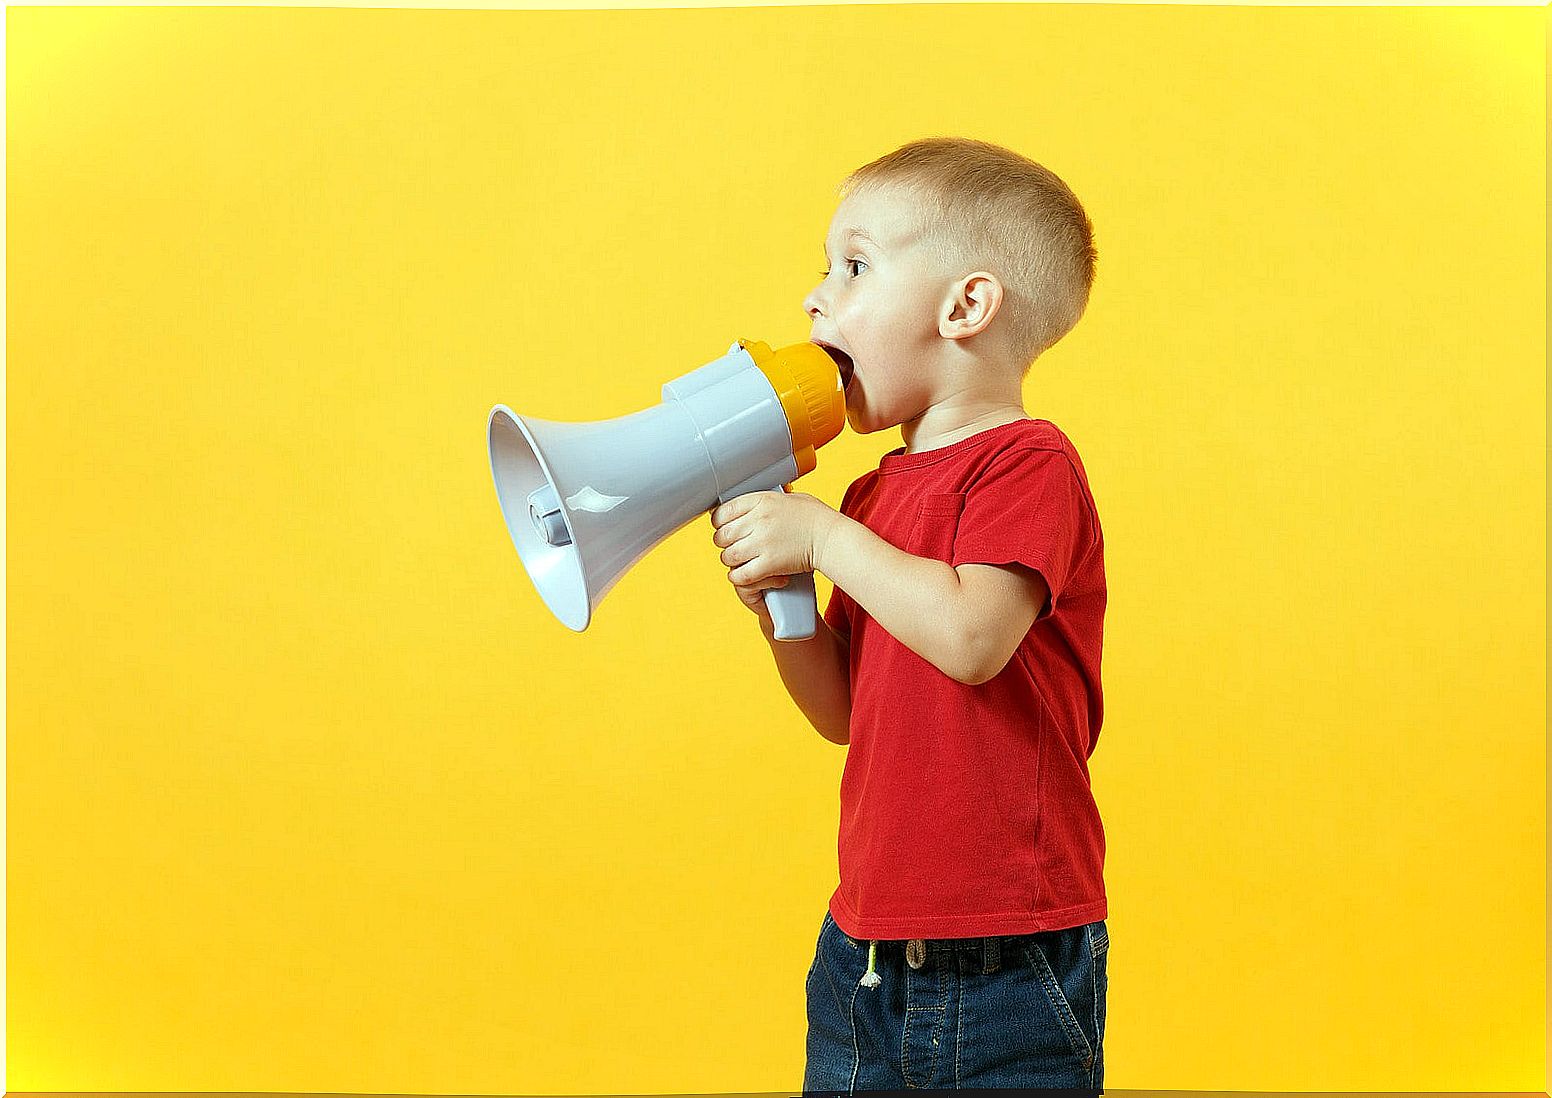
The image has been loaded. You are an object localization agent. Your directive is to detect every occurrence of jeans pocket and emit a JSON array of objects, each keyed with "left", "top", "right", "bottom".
[{"left": 1019, "top": 936, "right": 1095, "bottom": 1072}]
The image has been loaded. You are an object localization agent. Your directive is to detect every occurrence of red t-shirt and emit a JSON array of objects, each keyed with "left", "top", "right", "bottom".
[{"left": 821, "top": 417, "right": 1107, "bottom": 940}]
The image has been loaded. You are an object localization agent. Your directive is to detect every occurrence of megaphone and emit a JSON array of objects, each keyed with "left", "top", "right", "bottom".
[{"left": 487, "top": 338, "right": 846, "bottom": 641}]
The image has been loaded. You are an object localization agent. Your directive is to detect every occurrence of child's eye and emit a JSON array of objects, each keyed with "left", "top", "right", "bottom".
[{"left": 819, "top": 259, "right": 865, "bottom": 279}]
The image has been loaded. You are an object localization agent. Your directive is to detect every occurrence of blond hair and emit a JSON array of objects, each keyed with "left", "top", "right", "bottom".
[{"left": 839, "top": 136, "right": 1097, "bottom": 376}]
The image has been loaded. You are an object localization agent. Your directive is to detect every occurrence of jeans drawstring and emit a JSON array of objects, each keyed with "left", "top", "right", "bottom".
[{"left": 860, "top": 940, "right": 882, "bottom": 988}]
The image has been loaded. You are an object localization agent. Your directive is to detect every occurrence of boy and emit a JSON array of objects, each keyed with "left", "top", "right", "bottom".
[{"left": 708, "top": 137, "right": 1108, "bottom": 1092}]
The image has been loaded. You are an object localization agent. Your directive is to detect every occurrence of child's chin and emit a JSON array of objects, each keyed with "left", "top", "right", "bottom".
[{"left": 843, "top": 391, "right": 867, "bottom": 431}]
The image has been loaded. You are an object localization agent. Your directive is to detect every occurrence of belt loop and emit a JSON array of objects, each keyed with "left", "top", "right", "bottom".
[
  {"left": 982, "top": 936, "right": 1001, "bottom": 975},
  {"left": 905, "top": 938, "right": 926, "bottom": 969}
]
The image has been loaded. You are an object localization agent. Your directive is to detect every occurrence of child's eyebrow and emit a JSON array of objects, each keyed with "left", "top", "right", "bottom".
[{"left": 824, "top": 228, "right": 881, "bottom": 257}]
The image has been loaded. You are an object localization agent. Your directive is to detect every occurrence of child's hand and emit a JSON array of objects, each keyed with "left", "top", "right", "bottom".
[
  {"left": 708, "top": 501, "right": 790, "bottom": 624},
  {"left": 708, "top": 490, "right": 837, "bottom": 618},
  {"left": 726, "top": 567, "right": 789, "bottom": 623}
]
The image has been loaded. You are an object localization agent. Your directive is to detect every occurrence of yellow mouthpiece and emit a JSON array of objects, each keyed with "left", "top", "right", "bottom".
[{"left": 738, "top": 338, "right": 846, "bottom": 478}]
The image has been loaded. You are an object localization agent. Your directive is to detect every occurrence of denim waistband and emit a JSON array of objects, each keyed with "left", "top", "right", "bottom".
[{"left": 843, "top": 931, "right": 1006, "bottom": 974}]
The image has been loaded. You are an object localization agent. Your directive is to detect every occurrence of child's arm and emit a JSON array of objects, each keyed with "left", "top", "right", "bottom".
[
  {"left": 816, "top": 512, "right": 982, "bottom": 685},
  {"left": 760, "top": 611, "right": 851, "bottom": 745},
  {"left": 956, "top": 563, "right": 1050, "bottom": 684}
]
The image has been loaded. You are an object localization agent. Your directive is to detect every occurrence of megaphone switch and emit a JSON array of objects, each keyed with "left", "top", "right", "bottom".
[{"left": 488, "top": 339, "right": 846, "bottom": 640}]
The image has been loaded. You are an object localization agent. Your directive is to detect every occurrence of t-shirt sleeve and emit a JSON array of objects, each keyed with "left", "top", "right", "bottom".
[{"left": 951, "top": 447, "right": 1091, "bottom": 623}]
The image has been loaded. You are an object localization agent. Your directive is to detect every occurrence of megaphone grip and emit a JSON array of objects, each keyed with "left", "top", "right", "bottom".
[
  {"left": 765, "top": 571, "right": 818, "bottom": 642},
  {"left": 741, "top": 484, "right": 818, "bottom": 641}
]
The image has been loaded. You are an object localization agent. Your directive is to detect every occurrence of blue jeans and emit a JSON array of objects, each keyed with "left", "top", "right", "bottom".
[{"left": 803, "top": 910, "right": 1107, "bottom": 1093}]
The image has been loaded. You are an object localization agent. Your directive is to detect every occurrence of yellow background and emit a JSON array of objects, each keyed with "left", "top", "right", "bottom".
[{"left": 6, "top": 3, "right": 1545, "bottom": 1091}]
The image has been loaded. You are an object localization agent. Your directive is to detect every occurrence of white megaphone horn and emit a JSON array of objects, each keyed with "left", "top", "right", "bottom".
[{"left": 487, "top": 338, "right": 847, "bottom": 641}]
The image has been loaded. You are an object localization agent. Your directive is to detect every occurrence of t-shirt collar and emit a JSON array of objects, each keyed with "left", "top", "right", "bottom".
[{"left": 878, "top": 418, "right": 1038, "bottom": 473}]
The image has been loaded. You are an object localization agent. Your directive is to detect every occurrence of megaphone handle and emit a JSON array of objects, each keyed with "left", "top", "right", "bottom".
[
  {"left": 755, "top": 485, "right": 818, "bottom": 641},
  {"left": 766, "top": 571, "right": 818, "bottom": 642}
]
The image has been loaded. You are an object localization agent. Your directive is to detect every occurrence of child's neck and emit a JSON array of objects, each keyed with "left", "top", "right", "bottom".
[{"left": 901, "top": 408, "right": 1031, "bottom": 455}]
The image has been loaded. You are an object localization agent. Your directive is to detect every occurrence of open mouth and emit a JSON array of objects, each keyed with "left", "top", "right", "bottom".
[{"left": 812, "top": 340, "right": 856, "bottom": 389}]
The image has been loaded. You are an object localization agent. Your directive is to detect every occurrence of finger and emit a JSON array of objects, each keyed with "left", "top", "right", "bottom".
[
  {"left": 710, "top": 497, "right": 750, "bottom": 527},
  {"left": 714, "top": 521, "right": 745, "bottom": 549},
  {"left": 737, "top": 574, "right": 788, "bottom": 591}
]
